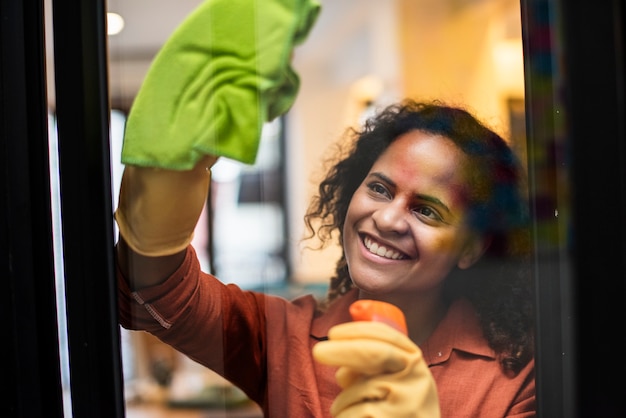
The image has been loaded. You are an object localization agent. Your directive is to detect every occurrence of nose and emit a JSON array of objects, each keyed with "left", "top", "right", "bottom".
[{"left": 372, "top": 200, "right": 410, "bottom": 235}]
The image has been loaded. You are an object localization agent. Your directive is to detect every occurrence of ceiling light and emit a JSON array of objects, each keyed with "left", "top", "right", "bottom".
[{"left": 107, "top": 12, "right": 124, "bottom": 36}]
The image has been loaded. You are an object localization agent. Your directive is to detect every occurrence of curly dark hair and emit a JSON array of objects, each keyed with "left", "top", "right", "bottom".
[{"left": 304, "top": 99, "right": 535, "bottom": 375}]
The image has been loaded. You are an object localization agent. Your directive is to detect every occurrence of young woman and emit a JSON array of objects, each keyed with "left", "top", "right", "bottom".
[{"left": 116, "top": 100, "right": 535, "bottom": 417}]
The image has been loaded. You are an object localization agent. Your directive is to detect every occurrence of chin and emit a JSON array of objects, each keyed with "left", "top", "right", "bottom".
[{"left": 351, "top": 277, "right": 390, "bottom": 295}]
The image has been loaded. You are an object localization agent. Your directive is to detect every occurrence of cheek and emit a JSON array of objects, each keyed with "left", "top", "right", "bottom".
[
  {"left": 424, "top": 231, "right": 467, "bottom": 258},
  {"left": 343, "top": 197, "right": 360, "bottom": 238},
  {"left": 345, "top": 190, "right": 367, "bottom": 222}
]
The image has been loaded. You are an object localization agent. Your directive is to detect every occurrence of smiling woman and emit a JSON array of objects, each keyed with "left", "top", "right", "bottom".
[
  {"left": 305, "top": 100, "right": 534, "bottom": 373},
  {"left": 117, "top": 96, "right": 535, "bottom": 416},
  {"left": 101, "top": 0, "right": 534, "bottom": 417},
  {"left": 110, "top": 1, "right": 534, "bottom": 417}
]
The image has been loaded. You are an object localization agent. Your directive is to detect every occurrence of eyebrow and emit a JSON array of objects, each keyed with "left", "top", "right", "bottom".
[{"left": 369, "top": 172, "right": 452, "bottom": 214}]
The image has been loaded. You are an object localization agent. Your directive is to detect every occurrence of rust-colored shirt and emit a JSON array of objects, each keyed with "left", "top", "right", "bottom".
[{"left": 118, "top": 246, "right": 535, "bottom": 417}]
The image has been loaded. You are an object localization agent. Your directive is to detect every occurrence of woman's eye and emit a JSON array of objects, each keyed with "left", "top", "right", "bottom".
[
  {"left": 414, "top": 206, "right": 442, "bottom": 221},
  {"left": 367, "top": 182, "right": 390, "bottom": 197}
]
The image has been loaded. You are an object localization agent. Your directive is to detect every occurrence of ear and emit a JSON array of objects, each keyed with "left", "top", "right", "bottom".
[{"left": 457, "top": 235, "right": 491, "bottom": 270}]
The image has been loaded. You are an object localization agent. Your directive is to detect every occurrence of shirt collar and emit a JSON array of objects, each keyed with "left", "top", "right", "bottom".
[
  {"left": 421, "top": 298, "right": 495, "bottom": 366},
  {"left": 310, "top": 291, "right": 494, "bottom": 365},
  {"left": 310, "top": 289, "right": 358, "bottom": 340}
]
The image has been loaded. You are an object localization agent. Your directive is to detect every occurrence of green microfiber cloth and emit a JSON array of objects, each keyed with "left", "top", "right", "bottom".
[{"left": 121, "top": 0, "right": 321, "bottom": 169}]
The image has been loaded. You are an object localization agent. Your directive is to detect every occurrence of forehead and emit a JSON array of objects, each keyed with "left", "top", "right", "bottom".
[
  {"left": 367, "top": 130, "right": 475, "bottom": 215},
  {"left": 372, "top": 130, "right": 469, "bottom": 184}
]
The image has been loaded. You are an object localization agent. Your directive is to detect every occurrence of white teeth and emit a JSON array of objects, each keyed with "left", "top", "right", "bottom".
[{"left": 364, "top": 236, "right": 403, "bottom": 260}]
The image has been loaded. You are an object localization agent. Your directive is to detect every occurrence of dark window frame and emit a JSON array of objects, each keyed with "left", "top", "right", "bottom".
[{"left": 522, "top": 0, "right": 626, "bottom": 416}]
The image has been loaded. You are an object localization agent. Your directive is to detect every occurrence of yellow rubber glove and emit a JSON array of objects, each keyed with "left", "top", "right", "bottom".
[
  {"left": 114, "top": 156, "right": 217, "bottom": 257},
  {"left": 313, "top": 321, "right": 440, "bottom": 418}
]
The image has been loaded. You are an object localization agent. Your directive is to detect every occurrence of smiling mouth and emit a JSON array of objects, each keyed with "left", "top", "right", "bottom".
[{"left": 363, "top": 235, "right": 407, "bottom": 260}]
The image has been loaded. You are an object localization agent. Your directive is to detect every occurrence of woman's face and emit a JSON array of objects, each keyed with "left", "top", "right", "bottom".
[{"left": 343, "top": 130, "right": 485, "bottom": 296}]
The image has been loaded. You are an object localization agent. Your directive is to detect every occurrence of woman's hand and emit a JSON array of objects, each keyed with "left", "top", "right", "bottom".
[
  {"left": 313, "top": 321, "right": 440, "bottom": 418},
  {"left": 115, "top": 156, "right": 217, "bottom": 288}
]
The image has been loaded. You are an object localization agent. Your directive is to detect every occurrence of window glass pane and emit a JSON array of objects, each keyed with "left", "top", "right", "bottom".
[
  {"left": 109, "top": 1, "right": 536, "bottom": 417},
  {"left": 211, "top": 118, "right": 288, "bottom": 288}
]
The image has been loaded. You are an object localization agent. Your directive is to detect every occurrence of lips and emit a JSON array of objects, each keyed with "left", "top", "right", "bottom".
[{"left": 363, "top": 235, "right": 407, "bottom": 260}]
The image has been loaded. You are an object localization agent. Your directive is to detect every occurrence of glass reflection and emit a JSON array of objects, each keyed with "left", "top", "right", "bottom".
[{"left": 108, "top": 1, "right": 530, "bottom": 416}]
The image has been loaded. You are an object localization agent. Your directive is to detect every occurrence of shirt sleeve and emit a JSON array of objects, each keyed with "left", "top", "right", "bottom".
[
  {"left": 116, "top": 245, "right": 270, "bottom": 402},
  {"left": 116, "top": 243, "right": 327, "bottom": 411}
]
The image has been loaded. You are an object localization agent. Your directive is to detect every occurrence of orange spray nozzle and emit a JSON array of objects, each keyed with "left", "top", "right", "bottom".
[{"left": 349, "top": 299, "right": 408, "bottom": 335}]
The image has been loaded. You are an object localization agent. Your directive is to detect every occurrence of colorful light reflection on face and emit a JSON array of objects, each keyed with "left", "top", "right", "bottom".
[{"left": 343, "top": 130, "right": 484, "bottom": 297}]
